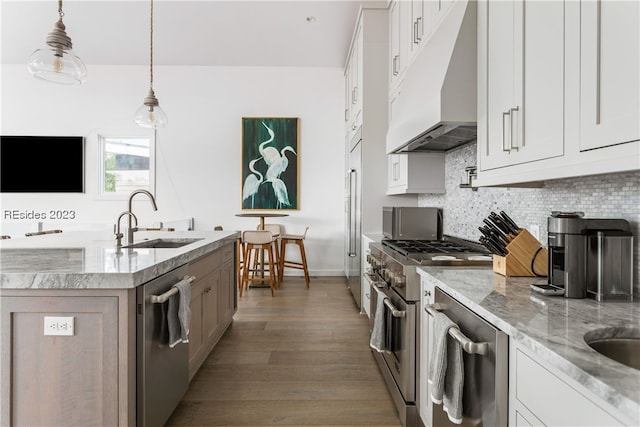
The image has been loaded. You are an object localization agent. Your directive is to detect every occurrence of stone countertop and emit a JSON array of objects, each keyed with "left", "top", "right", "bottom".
[
  {"left": 0, "top": 230, "right": 239, "bottom": 290},
  {"left": 417, "top": 267, "right": 640, "bottom": 424}
]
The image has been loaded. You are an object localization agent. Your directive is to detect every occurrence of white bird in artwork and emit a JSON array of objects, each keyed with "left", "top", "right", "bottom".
[
  {"left": 263, "top": 177, "right": 290, "bottom": 208},
  {"left": 266, "top": 146, "right": 296, "bottom": 180},
  {"left": 242, "top": 158, "right": 263, "bottom": 208},
  {"left": 258, "top": 122, "right": 281, "bottom": 166}
]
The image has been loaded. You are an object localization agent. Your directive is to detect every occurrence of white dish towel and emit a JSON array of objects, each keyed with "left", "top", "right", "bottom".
[
  {"left": 429, "top": 310, "right": 464, "bottom": 424},
  {"left": 369, "top": 295, "right": 386, "bottom": 352},
  {"left": 167, "top": 278, "right": 192, "bottom": 348}
]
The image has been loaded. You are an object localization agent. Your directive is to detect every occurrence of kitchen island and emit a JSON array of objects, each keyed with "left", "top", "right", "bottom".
[
  {"left": 418, "top": 267, "right": 640, "bottom": 426},
  {"left": 0, "top": 230, "right": 239, "bottom": 426}
]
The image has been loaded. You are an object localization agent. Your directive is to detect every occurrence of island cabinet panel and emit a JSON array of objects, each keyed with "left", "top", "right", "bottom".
[
  {"left": 218, "top": 244, "right": 236, "bottom": 323},
  {"left": 187, "top": 241, "right": 237, "bottom": 379},
  {"left": 0, "top": 290, "right": 136, "bottom": 427},
  {"left": 509, "top": 339, "right": 630, "bottom": 426}
]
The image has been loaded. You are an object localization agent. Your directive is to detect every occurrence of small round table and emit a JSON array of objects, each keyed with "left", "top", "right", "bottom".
[
  {"left": 235, "top": 212, "right": 289, "bottom": 229},
  {"left": 236, "top": 213, "right": 289, "bottom": 285}
]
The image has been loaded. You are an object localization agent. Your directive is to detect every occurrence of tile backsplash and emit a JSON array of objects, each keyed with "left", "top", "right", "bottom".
[{"left": 418, "top": 142, "right": 640, "bottom": 293}]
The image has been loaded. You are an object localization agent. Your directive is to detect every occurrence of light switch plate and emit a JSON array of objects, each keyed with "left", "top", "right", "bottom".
[{"left": 44, "top": 316, "right": 74, "bottom": 336}]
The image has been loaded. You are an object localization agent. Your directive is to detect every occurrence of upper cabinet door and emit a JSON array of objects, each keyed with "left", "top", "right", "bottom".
[
  {"left": 479, "top": 0, "right": 565, "bottom": 171},
  {"left": 580, "top": 0, "right": 640, "bottom": 151}
]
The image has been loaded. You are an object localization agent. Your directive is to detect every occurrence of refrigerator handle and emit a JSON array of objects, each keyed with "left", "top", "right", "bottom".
[{"left": 348, "top": 169, "right": 357, "bottom": 257}]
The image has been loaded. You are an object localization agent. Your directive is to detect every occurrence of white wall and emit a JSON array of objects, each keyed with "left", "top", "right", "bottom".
[{"left": 0, "top": 64, "right": 346, "bottom": 275}]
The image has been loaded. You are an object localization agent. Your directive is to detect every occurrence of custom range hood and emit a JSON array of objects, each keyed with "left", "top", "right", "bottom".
[{"left": 387, "top": 0, "right": 477, "bottom": 154}]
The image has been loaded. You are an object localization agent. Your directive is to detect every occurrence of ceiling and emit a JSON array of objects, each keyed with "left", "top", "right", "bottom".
[{"left": 1, "top": 0, "right": 367, "bottom": 68}]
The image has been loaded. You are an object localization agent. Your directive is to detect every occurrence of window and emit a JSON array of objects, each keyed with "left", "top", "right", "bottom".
[{"left": 98, "top": 132, "right": 155, "bottom": 197}]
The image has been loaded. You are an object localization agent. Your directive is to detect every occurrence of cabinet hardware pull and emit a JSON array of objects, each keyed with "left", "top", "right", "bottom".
[
  {"left": 352, "top": 87, "right": 358, "bottom": 104},
  {"left": 415, "top": 17, "right": 422, "bottom": 43},
  {"left": 393, "top": 55, "right": 399, "bottom": 76},
  {"left": 347, "top": 169, "right": 357, "bottom": 256},
  {"left": 425, "top": 303, "right": 490, "bottom": 355},
  {"left": 510, "top": 106, "right": 519, "bottom": 149},
  {"left": 502, "top": 110, "right": 511, "bottom": 152},
  {"left": 344, "top": 108, "right": 349, "bottom": 122},
  {"left": 149, "top": 275, "right": 196, "bottom": 303},
  {"left": 414, "top": 20, "right": 419, "bottom": 44}
]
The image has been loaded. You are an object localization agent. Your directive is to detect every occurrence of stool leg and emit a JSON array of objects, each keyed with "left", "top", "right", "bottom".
[
  {"left": 237, "top": 239, "right": 244, "bottom": 296},
  {"left": 298, "top": 240, "right": 310, "bottom": 288},
  {"left": 278, "top": 238, "right": 286, "bottom": 284},
  {"left": 267, "top": 244, "right": 275, "bottom": 297},
  {"left": 272, "top": 239, "right": 280, "bottom": 288},
  {"left": 242, "top": 243, "right": 256, "bottom": 295}
]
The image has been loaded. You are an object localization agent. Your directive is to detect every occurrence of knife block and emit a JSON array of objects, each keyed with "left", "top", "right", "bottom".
[{"left": 493, "top": 229, "right": 548, "bottom": 277}]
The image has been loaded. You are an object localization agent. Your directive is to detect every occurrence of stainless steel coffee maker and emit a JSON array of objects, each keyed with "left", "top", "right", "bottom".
[{"left": 547, "top": 212, "right": 632, "bottom": 299}]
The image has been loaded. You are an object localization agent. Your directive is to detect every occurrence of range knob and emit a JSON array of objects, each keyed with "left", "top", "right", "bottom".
[{"left": 393, "top": 275, "right": 406, "bottom": 288}]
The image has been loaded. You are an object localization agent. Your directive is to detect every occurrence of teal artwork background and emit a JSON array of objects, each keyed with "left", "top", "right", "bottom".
[{"left": 241, "top": 117, "right": 298, "bottom": 210}]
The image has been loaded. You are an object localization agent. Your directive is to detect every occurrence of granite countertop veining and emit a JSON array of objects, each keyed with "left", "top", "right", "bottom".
[
  {"left": 417, "top": 267, "right": 640, "bottom": 424},
  {"left": 0, "top": 230, "right": 239, "bottom": 290}
]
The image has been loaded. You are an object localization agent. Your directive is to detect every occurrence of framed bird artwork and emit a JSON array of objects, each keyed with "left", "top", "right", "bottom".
[{"left": 241, "top": 117, "right": 299, "bottom": 210}]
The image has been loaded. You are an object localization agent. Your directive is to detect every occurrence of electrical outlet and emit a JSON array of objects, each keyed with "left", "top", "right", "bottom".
[
  {"left": 44, "top": 316, "right": 74, "bottom": 336},
  {"left": 529, "top": 224, "right": 540, "bottom": 242}
]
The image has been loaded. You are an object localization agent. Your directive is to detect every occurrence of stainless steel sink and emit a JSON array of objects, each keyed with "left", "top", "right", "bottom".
[
  {"left": 123, "top": 238, "right": 203, "bottom": 249},
  {"left": 584, "top": 327, "right": 640, "bottom": 370}
]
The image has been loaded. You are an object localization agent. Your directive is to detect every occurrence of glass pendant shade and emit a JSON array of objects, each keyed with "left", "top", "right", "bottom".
[
  {"left": 28, "top": 46, "right": 87, "bottom": 85},
  {"left": 134, "top": 89, "right": 168, "bottom": 128},
  {"left": 27, "top": 16, "right": 86, "bottom": 85}
]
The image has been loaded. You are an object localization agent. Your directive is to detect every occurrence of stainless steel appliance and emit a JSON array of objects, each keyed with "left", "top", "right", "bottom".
[
  {"left": 424, "top": 287, "right": 509, "bottom": 426},
  {"left": 383, "top": 207, "right": 443, "bottom": 240},
  {"left": 587, "top": 230, "right": 634, "bottom": 301},
  {"left": 345, "top": 129, "right": 362, "bottom": 308},
  {"left": 546, "top": 212, "right": 631, "bottom": 299},
  {"left": 367, "top": 234, "right": 492, "bottom": 427},
  {"left": 137, "top": 265, "right": 191, "bottom": 427}
]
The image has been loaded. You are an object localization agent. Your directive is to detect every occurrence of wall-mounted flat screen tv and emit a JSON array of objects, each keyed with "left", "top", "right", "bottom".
[{"left": 0, "top": 135, "right": 85, "bottom": 193}]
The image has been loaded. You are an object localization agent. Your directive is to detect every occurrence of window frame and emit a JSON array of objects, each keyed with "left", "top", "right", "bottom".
[{"left": 97, "top": 129, "right": 156, "bottom": 200}]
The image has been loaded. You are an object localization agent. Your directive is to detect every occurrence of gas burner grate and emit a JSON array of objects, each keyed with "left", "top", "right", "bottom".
[{"left": 381, "top": 238, "right": 489, "bottom": 257}]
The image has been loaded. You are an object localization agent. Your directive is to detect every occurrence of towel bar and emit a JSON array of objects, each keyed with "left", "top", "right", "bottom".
[
  {"left": 426, "top": 303, "right": 489, "bottom": 355},
  {"left": 149, "top": 275, "right": 196, "bottom": 303}
]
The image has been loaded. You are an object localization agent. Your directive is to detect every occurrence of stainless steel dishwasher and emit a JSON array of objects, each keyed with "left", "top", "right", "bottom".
[
  {"left": 424, "top": 287, "right": 509, "bottom": 427},
  {"left": 137, "top": 264, "right": 192, "bottom": 427}
]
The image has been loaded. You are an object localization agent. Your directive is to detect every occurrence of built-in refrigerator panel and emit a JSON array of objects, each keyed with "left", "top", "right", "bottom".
[{"left": 345, "top": 130, "right": 362, "bottom": 308}]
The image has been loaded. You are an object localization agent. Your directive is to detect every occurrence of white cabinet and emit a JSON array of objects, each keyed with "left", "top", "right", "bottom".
[
  {"left": 345, "top": 19, "right": 363, "bottom": 144},
  {"left": 389, "top": 0, "right": 409, "bottom": 91},
  {"left": 478, "top": 0, "right": 565, "bottom": 172},
  {"left": 579, "top": 0, "right": 639, "bottom": 151},
  {"left": 475, "top": 0, "right": 640, "bottom": 187},
  {"left": 391, "top": 0, "right": 459, "bottom": 90},
  {"left": 510, "top": 339, "right": 632, "bottom": 426},
  {"left": 418, "top": 275, "right": 435, "bottom": 427},
  {"left": 387, "top": 152, "right": 445, "bottom": 194}
]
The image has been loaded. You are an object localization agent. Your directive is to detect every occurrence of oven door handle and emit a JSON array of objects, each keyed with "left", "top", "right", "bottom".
[
  {"left": 425, "top": 303, "right": 489, "bottom": 355},
  {"left": 384, "top": 298, "right": 406, "bottom": 318}
]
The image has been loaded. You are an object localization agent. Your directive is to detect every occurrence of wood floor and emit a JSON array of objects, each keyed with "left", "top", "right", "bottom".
[{"left": 166, "top": 276, "right": 402, "bottom": 427}]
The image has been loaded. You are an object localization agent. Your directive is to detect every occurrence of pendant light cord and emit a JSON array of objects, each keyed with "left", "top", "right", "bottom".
[
  {"left": 149, "top": 0, "right": 154, "bottom": 90},
  {"left": 58, "top": 0, "right": 64, "bottom": 17}
]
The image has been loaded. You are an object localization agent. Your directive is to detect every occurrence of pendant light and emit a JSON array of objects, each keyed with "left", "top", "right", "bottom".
[
  {"left": 134, "top": 0, "right": 167, "bottom": 128},
  {"left": 27, "top": 0, "right": 87, "bottom": 85}
]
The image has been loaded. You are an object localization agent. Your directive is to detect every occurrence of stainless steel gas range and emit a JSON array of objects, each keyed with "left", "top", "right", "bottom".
[{"left": 366, "top": 236, "right": 492, "bottom": 427}]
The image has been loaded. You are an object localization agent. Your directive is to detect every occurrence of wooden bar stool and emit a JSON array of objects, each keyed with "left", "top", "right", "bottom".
[
  {"left": 258, "top": 223, "right": 282, "bottom": 286},
  {"left": 240, "top": 230, "right": 277, "bottom": 297},
  {"left": 278, "top": 227, "right": 310, "bottom": 287}
]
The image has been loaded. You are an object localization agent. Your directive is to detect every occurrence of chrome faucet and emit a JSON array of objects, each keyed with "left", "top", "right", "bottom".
[
  {"left": 127, "top": 189, "right": 158, "bottom": 245},
  {"left": 115, "top": 211, "right": 138, "bottom": 248}
]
